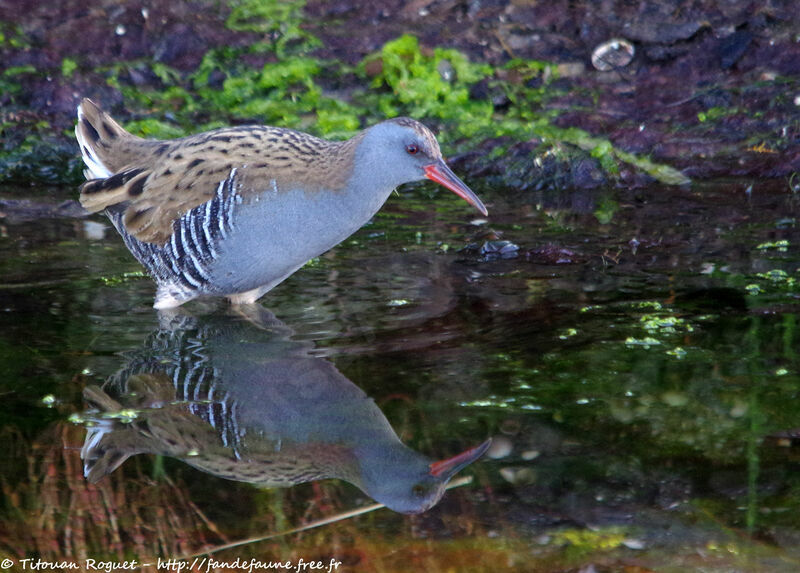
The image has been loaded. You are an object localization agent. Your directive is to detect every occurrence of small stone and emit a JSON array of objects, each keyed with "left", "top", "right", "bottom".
[
  {"left": 499, "top": 466, "right": 536, "bottom": 485},
  {"left": 591, "top": 38, "right": 635, "bottom": 71},
  {"left": 661, "top": 391, "right": 689, "bottom": 407},
  {"left": 556, "top": 62, "right": 586, "bottom": 78},
  {"left": 622, "top": 538, "right": 646, "bottom": 550},
  {"left": 480, "top": 240, "right": 519, "bottom": 259},
  {"left": 437, "top": 59, "right": 455, "bottom": 82},
  {"left": 486, "top": 435, "right": 513, "bottom": 459}
]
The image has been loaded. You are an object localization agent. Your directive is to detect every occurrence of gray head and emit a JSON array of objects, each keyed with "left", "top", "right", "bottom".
[
  {"left": 355, "top": 118, "right": 488, "bottom": 216},
  {"left": 357, "top": 438, "right": 492, "bottom": 514}
]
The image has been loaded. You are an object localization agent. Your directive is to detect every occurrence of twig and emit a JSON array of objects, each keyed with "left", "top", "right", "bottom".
[{"left": 179, "top": 475, "right": 474, "bottom": 559}]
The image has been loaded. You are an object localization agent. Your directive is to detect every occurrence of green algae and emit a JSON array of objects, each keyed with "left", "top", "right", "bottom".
[
  {"left": 0, "top": 21, "right": 28, "bottom": 50},
  {"left": 225, "top": 0, "right": 320, "bottom": 57},
  {"left": 0, "top": 64, "right": 36, "bottom": 102},
  {"left": 359, "top": 34, "right": 495, "bottom": 137},
  {"left": 61, "top": 58, "right": 78, "bottom": 79}
]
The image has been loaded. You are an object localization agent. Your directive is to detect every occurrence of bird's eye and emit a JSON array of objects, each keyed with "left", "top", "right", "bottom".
[
  {"left": 406, "top": 144, "right": 419, "bottom": 155},
  {"left": 412, "top": 484, "right": 426, "bottom": 496}
]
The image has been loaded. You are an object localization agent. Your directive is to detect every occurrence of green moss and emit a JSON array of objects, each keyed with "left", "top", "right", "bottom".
[
  {"left": 359, "top": 34, "right": 494, "bottom": 137},
  {"left": 698, "top": 106, "right": 741, "bottom": 123},
  {"left": 553, "top": 126, "right": 691, "bottom": 185},
  {"left": 0, "top": 122, "right": 84, "bottom": 184},
  {"left": 0, "top": 64, "right": 36, "bottom": 100},
  {"left": 61, "top": 57, "right": 78, "bottom": 79},
  {"left": 225, "top": 0, "right": 319, "bottom": 56},
  {"left": 0, "top": 21, "right": 29, "bottom": 49},
  {"left": 551, "top": 527, "right": 629, "bottom": 553},
  {"left": 593, "top": 196, "right": 618, "bottom": 224}
]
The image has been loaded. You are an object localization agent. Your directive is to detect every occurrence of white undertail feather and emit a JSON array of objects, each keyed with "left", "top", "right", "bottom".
[
  {"left": 154, "top": 286, "right": 194, "bottom": 310},
  {"left": 75, "top": 103, "right": 113, "bottom": 179}
]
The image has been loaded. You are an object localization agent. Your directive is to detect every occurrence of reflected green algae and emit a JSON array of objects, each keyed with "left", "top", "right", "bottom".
[{"left": 465, "top": 308, "right": 800, "bottom": 463}]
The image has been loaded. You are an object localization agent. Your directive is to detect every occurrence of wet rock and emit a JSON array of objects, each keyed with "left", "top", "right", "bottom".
[
  {"left": 708, "top": 468, "right": 783, "bottom": 499},
  {"left": 461, "top": 239, "right": 520, "bottom": 261},
  {"left": 0, "top": 136, "right": 85, "bottom": 185},
  {"left": 480, "top": 240, "right": 519, "bottom": 260},
  {"left": 697, "top": 87, "right": 733, "bottom": 110},
  {"left": 481, "top": 140, "right": 585, "bottom": 193},
  {"left": 0, "top": 199, "right": 86, "bottom": 223},
  {"left": 122, "top": 65, "right": 161, "bottom": 88},
  {"left": 610, "top": 125, "right": 664, "bottom": 155},
  {"left": 468, "top": 78, "right": 510, "bottom": 109},
  {"left": 153, "top": 23, "right": 207, "bottom": 67},
  {"left": 622, "top": 538, "right": 646, "bottom": 550},
  {"left": 718, "top": 29, "right": 753, "bottom": 69},
  {"left": 770, "top": 527, "right": 800, "bottom": 553},
  {"left": 655, "top": 475, "right": 694, "bottom": 510},
  {"left": 622, "top": 17, "right": 707, "bottom": 45},
  {"left": 571, "top": 158, "right": 607, "bottom": 189},
  {"left": 643, "top": 42, "right": 694, "bottom": 62},
  {"left": 527, "top": 245, "right": 581, "bottom": 265}
]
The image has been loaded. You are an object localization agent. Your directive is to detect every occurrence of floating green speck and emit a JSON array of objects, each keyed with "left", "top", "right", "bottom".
[
  {"left": 625, "top": 336, "right": 661, "bottom": 348},
  {"left": 559, "top": 328, "right": 578, "bottom": 339},
  {"left": 758, "top": 269, "right": 789, "bottom": 282},
  {"left": 745, "top": 283, "right": 761, "bottom": 295},
  {"left": 667, "top": 346, "right": 687, "bottom": 358},
  {"left": 756, "top": 240, "right": 790, "bottom": 250},
  {"left": 102, "top": 409, "right": 140, "bottom": 423}
]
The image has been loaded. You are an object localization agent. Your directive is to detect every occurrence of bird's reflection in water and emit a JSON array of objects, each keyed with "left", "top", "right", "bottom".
[{"left": 81, "top": 307, "right": 489, "bottom": 514}]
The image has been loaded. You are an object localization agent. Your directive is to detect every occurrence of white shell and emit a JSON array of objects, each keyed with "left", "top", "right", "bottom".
[{"left": 591, "top": 38, "right": 635, "bottom": 71}]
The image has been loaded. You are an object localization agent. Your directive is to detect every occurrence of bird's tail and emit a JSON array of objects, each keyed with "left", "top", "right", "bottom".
[{"left": 75, "top": 98, "right": 133, "bottom": 180}]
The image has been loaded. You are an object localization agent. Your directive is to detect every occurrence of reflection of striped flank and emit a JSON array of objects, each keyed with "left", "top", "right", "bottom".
[{"left": 110, "top": 325, "right": 245, "bottom": 459}]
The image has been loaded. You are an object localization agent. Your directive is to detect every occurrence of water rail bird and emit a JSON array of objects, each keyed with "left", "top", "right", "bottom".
[{"left": 75, "top": 99, "right": 487, "bottom": 309}]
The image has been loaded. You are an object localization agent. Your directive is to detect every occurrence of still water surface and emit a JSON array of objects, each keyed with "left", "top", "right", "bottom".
[{"left": 1, "top": 181, "right": 800, "bottom": 571}]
